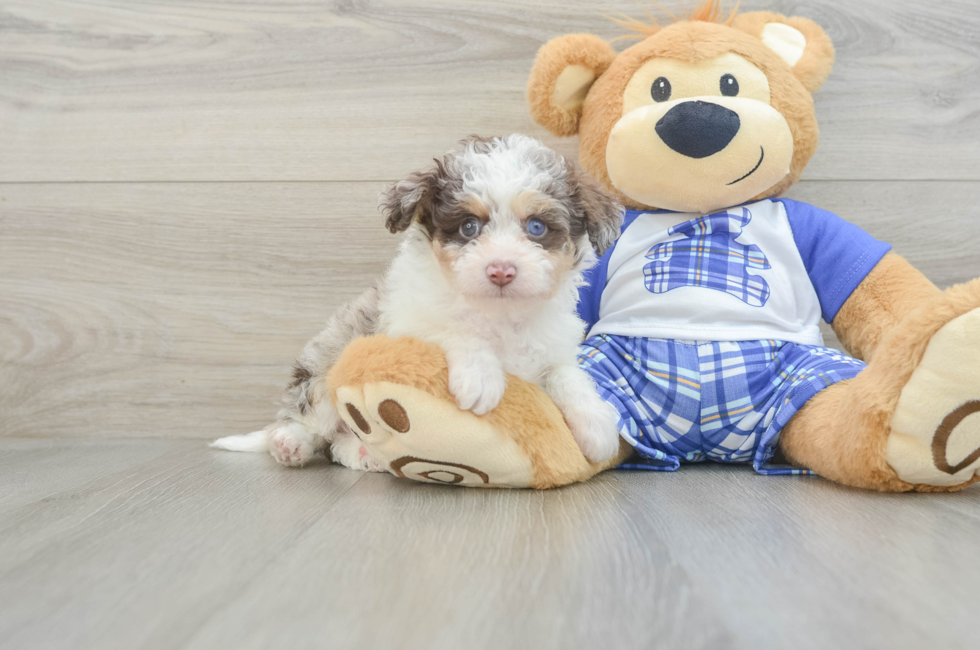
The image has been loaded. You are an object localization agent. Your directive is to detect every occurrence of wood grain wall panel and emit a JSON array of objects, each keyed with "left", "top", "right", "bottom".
[
  {"left": 0, "top": 182, "right": 398, "bottom": 438},
  {"left": 1, "top": 180, "right": 977, "bottom": 438},
  {"left": 1, "top": 0, "right": 978, "bottom": 182}
]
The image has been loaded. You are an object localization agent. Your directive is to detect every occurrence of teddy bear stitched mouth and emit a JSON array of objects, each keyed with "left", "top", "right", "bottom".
[{"left": 727, "top": 146, "right": 765, "bottom": 186}]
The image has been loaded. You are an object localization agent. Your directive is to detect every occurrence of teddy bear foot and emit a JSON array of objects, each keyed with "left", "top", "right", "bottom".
[
  {"left": 886, "top": 308, "right": 980, "bottom": 489},
  {"left": 332, "top": 378, "right": 535, "bottom": 487},
  {"left": 326, "top": 336, "right": 630, "bottom": 488}
]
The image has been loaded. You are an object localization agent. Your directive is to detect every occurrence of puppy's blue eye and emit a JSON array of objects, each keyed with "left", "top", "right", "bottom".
[
  {"left": 459, "top": 218, "right": 481, "bottom": 239},
  {"left": 526, "top": 218, "right": 547, "bottom": 237}
]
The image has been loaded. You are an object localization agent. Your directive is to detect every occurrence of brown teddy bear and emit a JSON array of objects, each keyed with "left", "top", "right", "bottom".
[{"left": 329, "top": 1, "right": 980, "bottom": 491}]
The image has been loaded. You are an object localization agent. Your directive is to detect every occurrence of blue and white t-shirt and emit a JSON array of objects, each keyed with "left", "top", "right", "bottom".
[{"left": 577, "top": 198, "right": 891, "bottom": 346}]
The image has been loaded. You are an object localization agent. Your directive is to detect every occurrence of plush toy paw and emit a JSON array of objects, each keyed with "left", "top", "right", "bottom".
[
  {"left": 269, "top": 422, "right": 320, "bottom": 467},
  {"left": 326, "top": 336, "right": 631, "bottom": 488},
  {"left": 446, "top": 348, "right": 507, "bottom": 415},
  {"left": 887, "top": 307, "right": 980, "bottom": 488},
  {"left": 333, "top": 379, "right": 535, "bottom": 486}
]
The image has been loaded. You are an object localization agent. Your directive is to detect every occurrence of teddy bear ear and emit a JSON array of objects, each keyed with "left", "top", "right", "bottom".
[
  {"left": 732, "top": 12, "right": 836, "bottom": 93},
  {"left": 527, "top": 34, "right": 617, "bottom": 137}
]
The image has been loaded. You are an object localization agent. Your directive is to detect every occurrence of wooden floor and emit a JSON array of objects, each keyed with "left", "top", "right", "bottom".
[
  {"left": 3, "top": 0, "right": 980, "bottom": 648},
  {"left": 1, "top": 438, "right": 978, "bottom": 650}
]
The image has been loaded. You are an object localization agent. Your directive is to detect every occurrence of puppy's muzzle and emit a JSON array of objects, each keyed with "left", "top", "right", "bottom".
[
  {"left": 655, "top": 100, "right": 741, "bottom": 159},
  {"left": 486, "top": 262, "right": 517, "bottom": 287}
]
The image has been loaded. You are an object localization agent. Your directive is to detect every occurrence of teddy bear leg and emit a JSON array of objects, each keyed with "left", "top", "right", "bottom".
[
  {"left": 777, "top": 380, "right": 916, "bottom": 492},
  {"left": 780, "top": 282, "right": 980, "bottom": 492},
  {"left": 326, "top": 335, "right": 631, "bottom": 488}
]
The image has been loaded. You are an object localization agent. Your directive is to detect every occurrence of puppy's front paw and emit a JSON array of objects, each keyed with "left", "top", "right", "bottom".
[
  {"left": 269, "top": 422, "right": 320, "bottom": 467},
  {"left": 448, "top": 357, "right": 507, "bottom": 416},
  {"left": 563, "top": 402, "right": 622, "bottom": 463}
]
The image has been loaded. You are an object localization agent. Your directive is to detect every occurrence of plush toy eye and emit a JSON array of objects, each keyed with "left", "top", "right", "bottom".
[
  {"left": 720, "top": 74, "right": 739, "bottom": 97},
  {"left": 526, "top": 218, "right": 547, "bottom": 237},
  {"left": 459, "top": 218, "right": 481, "bottom": 239},
  {"left": 651, "top": 77, "right": 672, "bottom": 102}
]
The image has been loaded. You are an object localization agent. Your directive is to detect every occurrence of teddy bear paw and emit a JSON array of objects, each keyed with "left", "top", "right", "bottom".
[
  {"left": 332, "top": 379, "right": 534, "bottom": 487},
  {"left": 886, "top": 308, "right": 980, "bottom": 488}
]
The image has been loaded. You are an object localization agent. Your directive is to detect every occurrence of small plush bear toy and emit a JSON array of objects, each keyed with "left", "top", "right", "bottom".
[{"left": 329, "top": 1, "right": 980, "bottom": 491}]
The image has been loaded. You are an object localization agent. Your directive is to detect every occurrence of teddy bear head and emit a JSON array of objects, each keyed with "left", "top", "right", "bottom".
[{"left": 527, "top": 2, "right": 835, "bottom": 214}]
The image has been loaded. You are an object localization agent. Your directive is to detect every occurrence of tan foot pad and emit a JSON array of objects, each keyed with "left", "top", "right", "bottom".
[
  {"left": 335, "top": 380, "right": 535, "bottom": 487},
  {"left": 888, "top": 309, "right": 980, "bottom": 486},
  {"left": 326, "top": 335, "right": 624, "bottom": 489}
]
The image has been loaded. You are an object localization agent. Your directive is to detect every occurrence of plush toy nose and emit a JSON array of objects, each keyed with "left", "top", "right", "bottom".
[
  {"left": 486, "top": 262, "right": 517, "bottom": 287},
  {"left": 655, "top": 100, "right": 741, "bottom": 159}
]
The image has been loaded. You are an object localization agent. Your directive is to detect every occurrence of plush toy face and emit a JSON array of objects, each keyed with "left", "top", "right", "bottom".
[{"left": 528, "top": 6, "right": 836, "bottom": 214}]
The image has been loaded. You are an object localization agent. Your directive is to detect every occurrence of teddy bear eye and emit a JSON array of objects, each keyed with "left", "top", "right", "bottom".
[
  {"left": 651, "top": 77, "right": 672, "bottom": 102},
  {"left": 720, "top": 74, "right": 739, "bottom": 97}
]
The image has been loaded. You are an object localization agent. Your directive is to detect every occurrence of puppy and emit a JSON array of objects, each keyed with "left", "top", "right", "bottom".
[{"left": 212, "top": 134, "right": 624, "bottom": 470}]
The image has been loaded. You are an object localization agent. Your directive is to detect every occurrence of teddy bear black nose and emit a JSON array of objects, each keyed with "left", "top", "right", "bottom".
[{"left": 655, "top": 100, "right": 741, "bottom": 159}]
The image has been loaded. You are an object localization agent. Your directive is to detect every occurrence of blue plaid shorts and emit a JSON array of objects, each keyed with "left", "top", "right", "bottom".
[{"left": 578, "top": 334, "right": 866, "bottom": 475}]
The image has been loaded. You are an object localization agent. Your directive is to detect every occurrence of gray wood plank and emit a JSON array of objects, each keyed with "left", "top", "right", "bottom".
[
  {"left": 0, "top": 439, "right": 734, "bottom": 650},
  {"left": 0, "top": 438, "right": 197, "bottom": 512},
  {"left": 182, "top": 471, "right": 734, "bottom": 650},
  {"left": 2, "top": 180, "right": 979, "bottom": 439},
  {"left": 1, "top": 0, "right": 978, "bottom": 182},
  {"left": 3, "top": 440, "right": 980, "bottom": 650},
  {"left": 611, "top": 465, "right": 980, "bottom": 650},
  {"left": 0, "top": 439, "right": 363, "bottom": 650}
]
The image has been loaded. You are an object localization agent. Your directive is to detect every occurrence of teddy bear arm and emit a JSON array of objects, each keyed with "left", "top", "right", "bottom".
[{"left": 831, "top": 252, "right": 942, "bottom": 362}]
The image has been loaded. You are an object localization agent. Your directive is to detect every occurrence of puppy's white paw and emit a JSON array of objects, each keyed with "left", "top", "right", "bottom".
[
  {"left": 330, "top": 431, "right": 385, "bottom": 473},
  {"left": 545, "top": 364, "right": 622, "bottom": 463},
  {"left": 269, "top": 422, "right": 320, "bottom": 467},
  {"left": 563, "top": 402, "right": 622, "bottom": 463},
  {"left": 448, "top": 357, "right": 507, "bottom": 415}
]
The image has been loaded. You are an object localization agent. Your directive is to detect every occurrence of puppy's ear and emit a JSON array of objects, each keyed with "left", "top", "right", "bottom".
[
  {"left": 379, "top": 167, "right": 439, "bottom": 234},
  {"left": 732, "top": 12, "right": 835, "bottom": 93},
  {"left": 527, "top": 34, "right": 616, "bottom": 137},
  {"left": 570, "top": 166, "right": 622, "bottom": 256}
]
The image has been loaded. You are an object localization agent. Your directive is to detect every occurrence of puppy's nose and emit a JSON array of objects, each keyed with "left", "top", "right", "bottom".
[
  {"left": 655, "top": 100, "right": 740, "bottom": 159},
  {"left": 486, "top": 262, "right": 517, "bottom": 287}
]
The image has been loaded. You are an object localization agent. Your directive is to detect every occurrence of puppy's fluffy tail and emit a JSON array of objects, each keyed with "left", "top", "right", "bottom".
[{"left": 210, "top": 429, "right": 269, "bottom": 453}]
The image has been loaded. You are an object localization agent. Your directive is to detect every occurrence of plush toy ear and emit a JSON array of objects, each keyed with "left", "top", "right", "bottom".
[
  {"left": 527, "top": 34, "right": 617, "bottom": 137},
  {"left": 379, "top": 167, "right": 439, "bottom": 234},
  {"left": 732, "top": 12, "right": 835, "bottom": 93}
]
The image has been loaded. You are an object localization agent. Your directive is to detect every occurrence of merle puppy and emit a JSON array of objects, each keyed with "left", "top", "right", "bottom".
[{"left": 213, "top": 134, "right": 624, "bottom": 470}]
